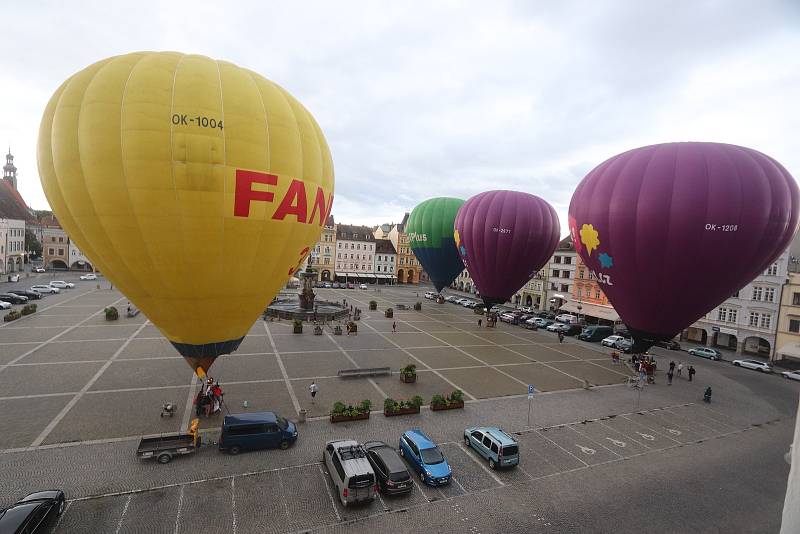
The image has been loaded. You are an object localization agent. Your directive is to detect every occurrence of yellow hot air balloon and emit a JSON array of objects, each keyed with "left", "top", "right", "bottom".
[{"left": 38, "top": 52, "right": 334, "bottom": 375}]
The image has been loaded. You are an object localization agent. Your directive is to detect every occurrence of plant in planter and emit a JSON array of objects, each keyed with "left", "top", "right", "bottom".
[
  {"left": 431, "top": 389, "right": 465, "bottom": 411},
  {"left": 369, "top": 300, "right": 377, "bottom": 310},
  {"left": 3, "top": 310, "right": 21, "bottom": 322},
  {"left": 21, "top": 303, "right": 37, "bottom": 315},
  {"left": 330, "top": 399, "right": 371, "bottom": 423},
  {"left": 385, "top": 308, "right": 393, "bottom": 318},
  {"left": 293, "top": 319, "right": 303, "bottom": 334},
  {"left": 104, "top": 306, "right": 119, "bottom": 321},
  {"left": 400, "top": 364, "right": 417, "bottom": 383},
  {"left": 313, "top": 324, "right": 323, "bottom": 335},
  {"left": 413, "top": 301, "right": 422, "bottom": 311},
  {"left": 384, "top": 395, "right": 423, "bottom": 416}
]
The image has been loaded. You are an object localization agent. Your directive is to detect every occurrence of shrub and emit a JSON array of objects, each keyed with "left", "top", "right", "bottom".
[
  {"left": 384, "top": 397, "right": 397, "bottom": 412},
  {"left": 369, "top": 300, "right": 377, "bottom": 310},
  {"left": 293, "top": 319, "right": 303, "bottom": 327},
  {"left": 21, "top": 303, "right": 37, "bottom": 315},
  {"left": 411, "top": 395, "right": 424, "bottom": 408},
  {"left": 400, "top": 364, "right": 416, "bottom": 376},
  {"left": 3, "top": 310, "right": 21, "bottom": 322},
  {"left": 104, "top": 306, "right": 119, "bottom": 321},
  {"left": 449, "top": 389, "right": 464, "bottom": 403},
  {"left": 431, "top": 394, "right": 446, "bottom": 406},
  {"left": 331, "top": 401, "right": 346, "bottom": 416},
  {"left": 359, "top": 399, "right": 372, "bottom": 413},
  {"left": 413, "top": 301, "right": 422, "bottom": 310}
]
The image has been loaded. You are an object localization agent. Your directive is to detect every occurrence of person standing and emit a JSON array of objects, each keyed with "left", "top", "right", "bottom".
[
  {"left": 558, "top": 331, "right": 565, "bottom": 343},
  {"left": 667, "top": 369, "right": 674, "bottom": 385},
  {"left": 392, "top": 321, "right": 397, "bottom": 333},
  {"left": 478, "top": 318, "right": 482, "bottom": 328},
  {"left": 688, "top": 365, "right": 696, "bottom": 382},
  {"left": 677, "top": 362, "right": 684, "bottom": 377},
  {"left": 669, "top": 361, "right": 676, "bottom": 374},
  {"left": 309, "top": 381, "right": 319, "bottom": 404}
]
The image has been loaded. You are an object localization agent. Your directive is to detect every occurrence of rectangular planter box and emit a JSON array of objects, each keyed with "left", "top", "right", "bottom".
[
  {"left": 330, "top": 412, "right": 370, "bottom": 423},
  {"left": 430, "top": 401, "right": 465, "bottom": 411},
  {"left": 384, "top": 406, "right": 420, "bottom": 417},
  {"left": 399, "top": 374, "right": 416, "bottom": 383}
]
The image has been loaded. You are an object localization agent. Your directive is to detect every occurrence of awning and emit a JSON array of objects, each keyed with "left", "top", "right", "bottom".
[
  {"left": 364, "top": 274, "right": 377, "bottom": 278},
  {"left": 778, "top": 343, "right": 800, "bottom": 359},
  {"left": 559, "top": 301, "right": 620, "bottom": 322}
]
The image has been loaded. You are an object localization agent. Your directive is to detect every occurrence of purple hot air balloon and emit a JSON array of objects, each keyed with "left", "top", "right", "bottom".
[
  {"left": 454, "top": 190, "right": 560, "bottom": 306},
  {"left": 569, "top": 142, "right": 799, "bottom": 352}
]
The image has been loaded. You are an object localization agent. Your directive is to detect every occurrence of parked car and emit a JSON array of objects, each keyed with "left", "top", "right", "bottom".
[
  {"left": 323, "top": 282, "right": 332, "bottom": 288},
  {"left": 518, "top": 306, "right": 535, "bottom": 314},
  {"left": 463, "top": 427, "right": 520, "bottom": 469},
  {"left": 546, "top": 322, "right": 566, "bottom": 332},
  {"left": 30, "top": 285, "right": 58, "bottom": 294},
  {"left": 554, "top": 313, "right": 579, "bottom": 324},
  {"left": 359, "top": 284, "right": 368, "bottom": 289},
  {"left": 331, "top": 282, "right": 341, "bottom": 288},
  {"left": 9, "top": 289, "right": 42, "bottom": 300},
  {"left": 79, "top": 273, "right": 97, "bottom": 280},
  {"left": 781, "top": 370, "right": 800, "bottom": 381},
  {"left": 424, "top": 291, "right": 437, "bottom": 300},
  {"left": 218, "top": 412, "right": 297, "bottom": 454},
  {"left": 399, "top": 429, "right": 452, "bottom": 486},
  {"left": 499, "top": 312, "right": 518, "bottom": 324},
  {"left": 323, "top": 440, "right": 378, "bottom": 506},
  {"left": 577, "top": 325, "right": 614, "bottom": 342},
  {"left": 561, "top": 324, "right": 583, "bottom": 336},
  {"left": 34, "top": 267, "right": 46, "bottom": 273},
  {"left": 532, "top": 318, "right": 553, "bottom": 328},
  {"left": 732, "top": 359, "right": 773, "bottom": 373},
  {"left": 655, "top": 339, "right": 681, "bottom": 350},
  {"left": 522, "top": 318, "right": 539, "bottom": 330},
  {"left": 0, "top": 490, "right": 66, "bottom": 533},
  {"left": 689, "top": 347, "right": 722, "bottom": 361},
  {"left": 0, "top": 301, "right": 10, "bottom": 310},
  {"left": 489, "top": 305, "right": 504, "bottom": 314},
  {"left": 616, "top": 339, "right": 634, "bottom": 353},
  {"left": 364, "top": 441, "right": 413, "bottom": 495},
  {"left": 49, "top": 281, "right": 75, "bottom": 289},
  {"left": 601, "top": 335, "right": 627, "bottom": 348},
  {"left": 346, "top": 283, "right": 355, "bottom": 289},
  {"left": 445, "top": 296, "right": 457, "bottom": 303},
  {"left": 0, "top": 293, "right": 27, "bottom": 305}
]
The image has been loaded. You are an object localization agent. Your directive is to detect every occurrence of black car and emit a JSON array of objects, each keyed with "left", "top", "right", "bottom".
[
  {"left": 364, "top": 441, "right": 413, "bottom": 495},
  {"left": 9, "top": 290, "right": 42, "bottom": 300},
  {"left": 0, "top": 490, "right": 66, "bottom": 533},
  {"left": 655, "top": 339, "right": 681, "bottom": 350},
  {"left": 561, "top": 324, "right": 583, "bottom": 336},
  {"left": 0, "top": 293, "right": 27, "bottom": 305}
]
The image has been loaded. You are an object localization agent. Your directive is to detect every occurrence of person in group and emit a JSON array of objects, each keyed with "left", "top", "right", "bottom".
[
  {"left": 669, "top": 361, "right": 676, "bottom": 373},
  {"left": 667, "top": 368, "right": 674, "bottom": 385},
  {"left": 211, "top": 381, "right": 223, "bottom": 414},
  {"left": 677, "top": 362, "right": 684, "bottom": 377},
  {"left": 688, "top": 365, "right": 696, "bottom": 382},
  {"left": 704, "top": 386, "right": 712, "bottom": 402},
  {"left": 638, "top": 361, "right": 647, "bottom": 383}
]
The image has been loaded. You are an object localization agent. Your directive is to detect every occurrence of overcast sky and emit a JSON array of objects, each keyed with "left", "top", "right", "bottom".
[{"left": 2, "top": 0, "right": 798, "bottom": 236}]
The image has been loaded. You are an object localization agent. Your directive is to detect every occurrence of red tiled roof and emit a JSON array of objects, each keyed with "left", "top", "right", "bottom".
[{"left": 0, "top": 180, "right": 34, "bottom": 221}]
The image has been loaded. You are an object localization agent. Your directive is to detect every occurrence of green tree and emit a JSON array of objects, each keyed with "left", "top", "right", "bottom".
[{"left": 24, "top": 229, "right": 42, "bottom": 258}]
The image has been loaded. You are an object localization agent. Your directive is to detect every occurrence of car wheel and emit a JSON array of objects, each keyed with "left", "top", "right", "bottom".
[
  {"left": 279, "top": 440, "right": 289, "bottom": 450},
  {"left": 229, "top": 445, "right": 241, "bottom": 455},
  {"left": 489, "top": 458, "right": 496, "bottom": 469},
  {"left": 58, "top": 498, "right": 65, "bottom": 516},
  {"left": 734, "top": 362, "right": 740, "bottom": 367},
  {"left": 419, "top": 471, "right": 426, "bottom": 483},
  {"left": 399, "top": 447, "right": 404, "bottom": 457},
  {"left": 757, "top": 368, "right": 763, "bottom": 372},
  {"left": 464, "top": 435, "right": 470, "bottom": 446},
  {"left": 157, "top": 453, "right": 172, "bottom": 464}
]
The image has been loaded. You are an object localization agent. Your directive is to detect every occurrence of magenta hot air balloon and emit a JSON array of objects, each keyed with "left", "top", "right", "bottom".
[
  {"left": 569, "top": 142, "right": 799, "bottom": 352},
  {"left": 454, "top": 190, "right": 560, "bottom": 306}
]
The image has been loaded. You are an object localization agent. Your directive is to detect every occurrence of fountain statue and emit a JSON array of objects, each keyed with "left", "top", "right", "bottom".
[{"left": 298, "top": 271, "right": 316, "bottom": 310}]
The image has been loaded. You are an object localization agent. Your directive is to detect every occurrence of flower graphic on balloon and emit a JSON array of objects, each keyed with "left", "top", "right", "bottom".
[
  {"left": 580, "top": 224, "right": 600, "bottom": 256},
  {"left": 454, "top": 229, "right": 461, "bottom": 248},
  {"left": 599, "top": 252, "right": 614, "bottom": 269}
]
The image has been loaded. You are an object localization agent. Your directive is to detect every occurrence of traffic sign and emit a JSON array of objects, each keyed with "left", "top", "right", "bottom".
[{"left": 528, "top": 384, "right": 535, "bottom": 397}]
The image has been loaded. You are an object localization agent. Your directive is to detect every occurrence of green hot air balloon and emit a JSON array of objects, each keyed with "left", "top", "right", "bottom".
[{"left": 406, "top": 197, "right": 466, "bottom": 293}]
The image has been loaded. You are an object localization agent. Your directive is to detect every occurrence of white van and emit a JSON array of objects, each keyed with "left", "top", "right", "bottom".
[
  {"left": 323, "top": 440, "right": 377, "bottom": 506},
  {"left": 555, "top": 314, "right": 578, "bottom": 324}
]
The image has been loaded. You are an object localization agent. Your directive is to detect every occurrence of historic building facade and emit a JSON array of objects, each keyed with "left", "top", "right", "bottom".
[
  {"left": 373, "top": 239, "right": 397, "bottom": 284},
  {"left": 308, "top": 215, "right": 336, "bottom": 281},
  {"left": 388, "top": 213, "right": 420, "bottom": 284},
  {"left": 43, "top": 227, "right": 69, "bottom": 270},
  {"left": 335, "top": 224, "right": 376, "bottom": 282}
]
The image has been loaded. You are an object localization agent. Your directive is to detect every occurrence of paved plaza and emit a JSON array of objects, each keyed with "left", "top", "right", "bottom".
[{"left": 0, "top": 275, "right": 797, "bottom": 532}]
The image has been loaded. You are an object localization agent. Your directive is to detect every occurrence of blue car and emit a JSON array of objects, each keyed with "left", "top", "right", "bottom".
[{"left": 399, "top": 429, "right": 451, "bottom": 486}]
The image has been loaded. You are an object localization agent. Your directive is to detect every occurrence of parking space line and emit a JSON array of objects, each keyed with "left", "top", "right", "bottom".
[
  {"left": 317, "top": 463, "right": 342, "bottom": 522},
  {"left": 458, "top": 443, "right": 504, "bottom": 485},
  {"left": 414, "top": 479, "right": 432, "bottom": 503},
  {"left": 52, "top": 500, "right": 71, "bottom": 533},
  {"left": 173, "top": 485, "right": 184, "bottom": 534},
  {"left": 114, "top": 495, "right": 131, "bottom": 534},
  {"left": 230, "top": 478, "right": 237, "bottom": 534},
  {"left": 565, "top": 425, "right": 622, "bottom": 458},
  {"left": 181, "top": 374, "right": 201, "bottom": 430},
  {"left": 451, "top": 476, "right": 468, "bottom": 495},
  {"left": 619, "top": 414, "right": 682, "bottom": 445},
  {"left": 666, "top": 405, "right": 739, "bottom": 432},
  {"left": 533, "top": 429, "right": 589, "bottom": 467},
  {"left": 30, "top": 320, "right": 150, "bottom": 447},
  {"left": 263, "top": 322, "right": 302, "bottom": 414},
  {"left": 325, "top": 331, "right": 388, "bottom": 399},
  {"left": 597, "top": 420, "right": 652, "bottom": 450},
  {"left": 376, "top": 491, "right": 388, "bottom": 511}
]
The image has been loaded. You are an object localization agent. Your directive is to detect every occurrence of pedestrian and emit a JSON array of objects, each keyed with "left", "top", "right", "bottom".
[
  {"left": 638, "top": 362, "right": 646, "bottom": 383},
  {"left": 669, "top": 361, "right": 675, "bottom": 373},
  {"left": 667, "top": 369, "right": 673, "bottom": 385},
  {"left": 309, "top": 381, "right": 319, "bottom": 404},
  {"left": 688, "top": 365, "right": 695, "bottom": 382},
  {"left": 478, "top": 318, "right": 482, "bottom": 328},
  {"left": 677, "top": 362, "right": 683, "bottom": 377},
  {"left": 558, "top": 331, "right": 564, "bottom": 343},
  {"left": 392, "top": 321, "right": 397, "bottom": 333}
]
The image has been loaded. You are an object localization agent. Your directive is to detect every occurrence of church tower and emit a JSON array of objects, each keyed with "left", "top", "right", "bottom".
[{"left": 3, "top": 148, "right": 17, "bottom": 190}]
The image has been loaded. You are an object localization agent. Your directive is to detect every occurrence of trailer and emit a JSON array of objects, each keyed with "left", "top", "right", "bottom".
[{"left": 137, "top": 419, "right": 201, "bottom": 464}]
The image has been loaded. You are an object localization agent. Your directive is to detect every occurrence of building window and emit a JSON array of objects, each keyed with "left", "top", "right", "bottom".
[
  {"left": 562, "top": 271, "right": 570, "bottom": 278},
  {"left": 58, "top": 248, "right": 64, "bottom": 255},
  {"left": 790, "top": 319, "right": 800, "bottom": 333},
  {"left": 766, "top": 263, "right": 778, "bottom": 276},
  {"left": 729, "top": 309, "right": 737, "bottom": 323},
  {"left": 595, "top": 289, "right": 600, "bottom": 299},
  {"left": 761, "top": 314, "right": 771, "bottom": 329},
  {"left": 794, "top": 293, "right": 800, "bottom": 306},
  {"left": 323, "top": 258, "right": 329, "bottom": 265},
  {"left": 564, "top": 257, "right": 572, "bottom": 265},
  {"left": 561, "top": 284, "right": 569, "bottom": 292},
  {"left": 717, "top": 308, "right": 727, "bottom": 322},
  {"left": 764, "top": 287, "right": 775, "bottom": 302},
  {"left": 749, "top": 312, "right": 760, "bottom": 327},
  {"left": 578, "top": 269, "right": 585, "bottom": 279},
  {"left": 751, "top": 287, "right": 763, "bottom": 301},
  {"left": 551, "top": 269, "right": 559, "bottom": 278},
  {"left": 58, "top": 237, "right": 64, "bottom": 243},
  {"left": 554, "top": 256, "right": 561, "bottom": 264},
  {"left": 577, "top": 288, "right": 582, "bottom": 298}
]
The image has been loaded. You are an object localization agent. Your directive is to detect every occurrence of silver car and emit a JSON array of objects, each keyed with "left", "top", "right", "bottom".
[{"left": 732, "top": 359, "right": 772, "bottom": 373}]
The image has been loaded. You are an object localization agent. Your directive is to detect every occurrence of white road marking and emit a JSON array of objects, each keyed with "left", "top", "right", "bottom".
[
  {"left": 230, "top": 477, "right": 237, "bottom": 534},
  {"left": 317, "top": 463, "right": 342, "bottom": 522},
  {"left": 173, "top": 484, "right": 184, "bottom": 534},
  {"left": 325, "top": 331, "right": 388, "bottom": 399},
  {"left": 30, "top": 320, "right": 150, "bottom": 447},
  {"left": 114, "top": 494, "right": 131, "bottom": 534},
  {"left": 263, "top": 321, "right": 301, "bottom": 414},
  {"left": 458, "top": 443, "right": 504, "bottom": 485}
]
